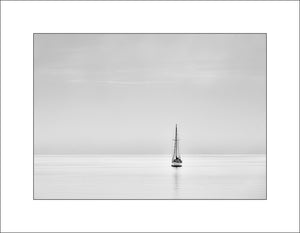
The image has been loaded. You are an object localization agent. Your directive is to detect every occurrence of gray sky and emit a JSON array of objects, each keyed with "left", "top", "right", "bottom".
[{"left": 34, "top": 34, "right": 266, "bottom": 155}]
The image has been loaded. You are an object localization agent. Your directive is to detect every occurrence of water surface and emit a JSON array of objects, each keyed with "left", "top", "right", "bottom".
[{"left": 34, "top": 154, "right": 266, "bottom": 199}]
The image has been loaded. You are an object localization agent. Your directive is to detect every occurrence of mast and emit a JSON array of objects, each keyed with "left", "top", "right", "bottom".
[{"left": 172, "top": 124, "right": 181, "bottom": 161}]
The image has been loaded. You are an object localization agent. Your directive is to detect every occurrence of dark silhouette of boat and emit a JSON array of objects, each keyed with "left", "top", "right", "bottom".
[{"left": 171, "top": 124, "right": 182, "bottom": 167}]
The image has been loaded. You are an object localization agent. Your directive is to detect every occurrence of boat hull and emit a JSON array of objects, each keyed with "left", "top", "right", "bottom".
[{"left": 171, "top": 162, "right": 182, "bottom": 167}]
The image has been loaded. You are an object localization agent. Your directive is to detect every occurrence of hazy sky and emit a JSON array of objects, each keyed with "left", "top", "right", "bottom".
[{"left": 34, "top": 34, "right": 266, "bottom": 154}]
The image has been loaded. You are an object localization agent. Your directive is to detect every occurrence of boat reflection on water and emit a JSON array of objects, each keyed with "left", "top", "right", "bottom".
[{"left": 172, "top": 167, "right": 181, "bottom": 198}]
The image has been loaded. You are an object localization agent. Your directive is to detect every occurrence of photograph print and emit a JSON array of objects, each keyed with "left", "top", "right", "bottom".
[{"left": 34, "top": 33, "right": 266, "bottom": 199}]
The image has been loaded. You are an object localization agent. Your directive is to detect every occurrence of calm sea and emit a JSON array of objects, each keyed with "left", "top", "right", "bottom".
[{"left": 34, "top": 154, "right": 266, "bottom": 199}]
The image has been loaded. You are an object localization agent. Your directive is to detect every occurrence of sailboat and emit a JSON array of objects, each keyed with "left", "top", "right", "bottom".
[{"left": 171, "top": 124, "right": 182, "bottom": 167}]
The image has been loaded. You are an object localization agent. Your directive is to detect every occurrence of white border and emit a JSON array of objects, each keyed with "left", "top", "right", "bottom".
[{"left": 1, "top": 1, "right": 299, "bottom": 232}]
